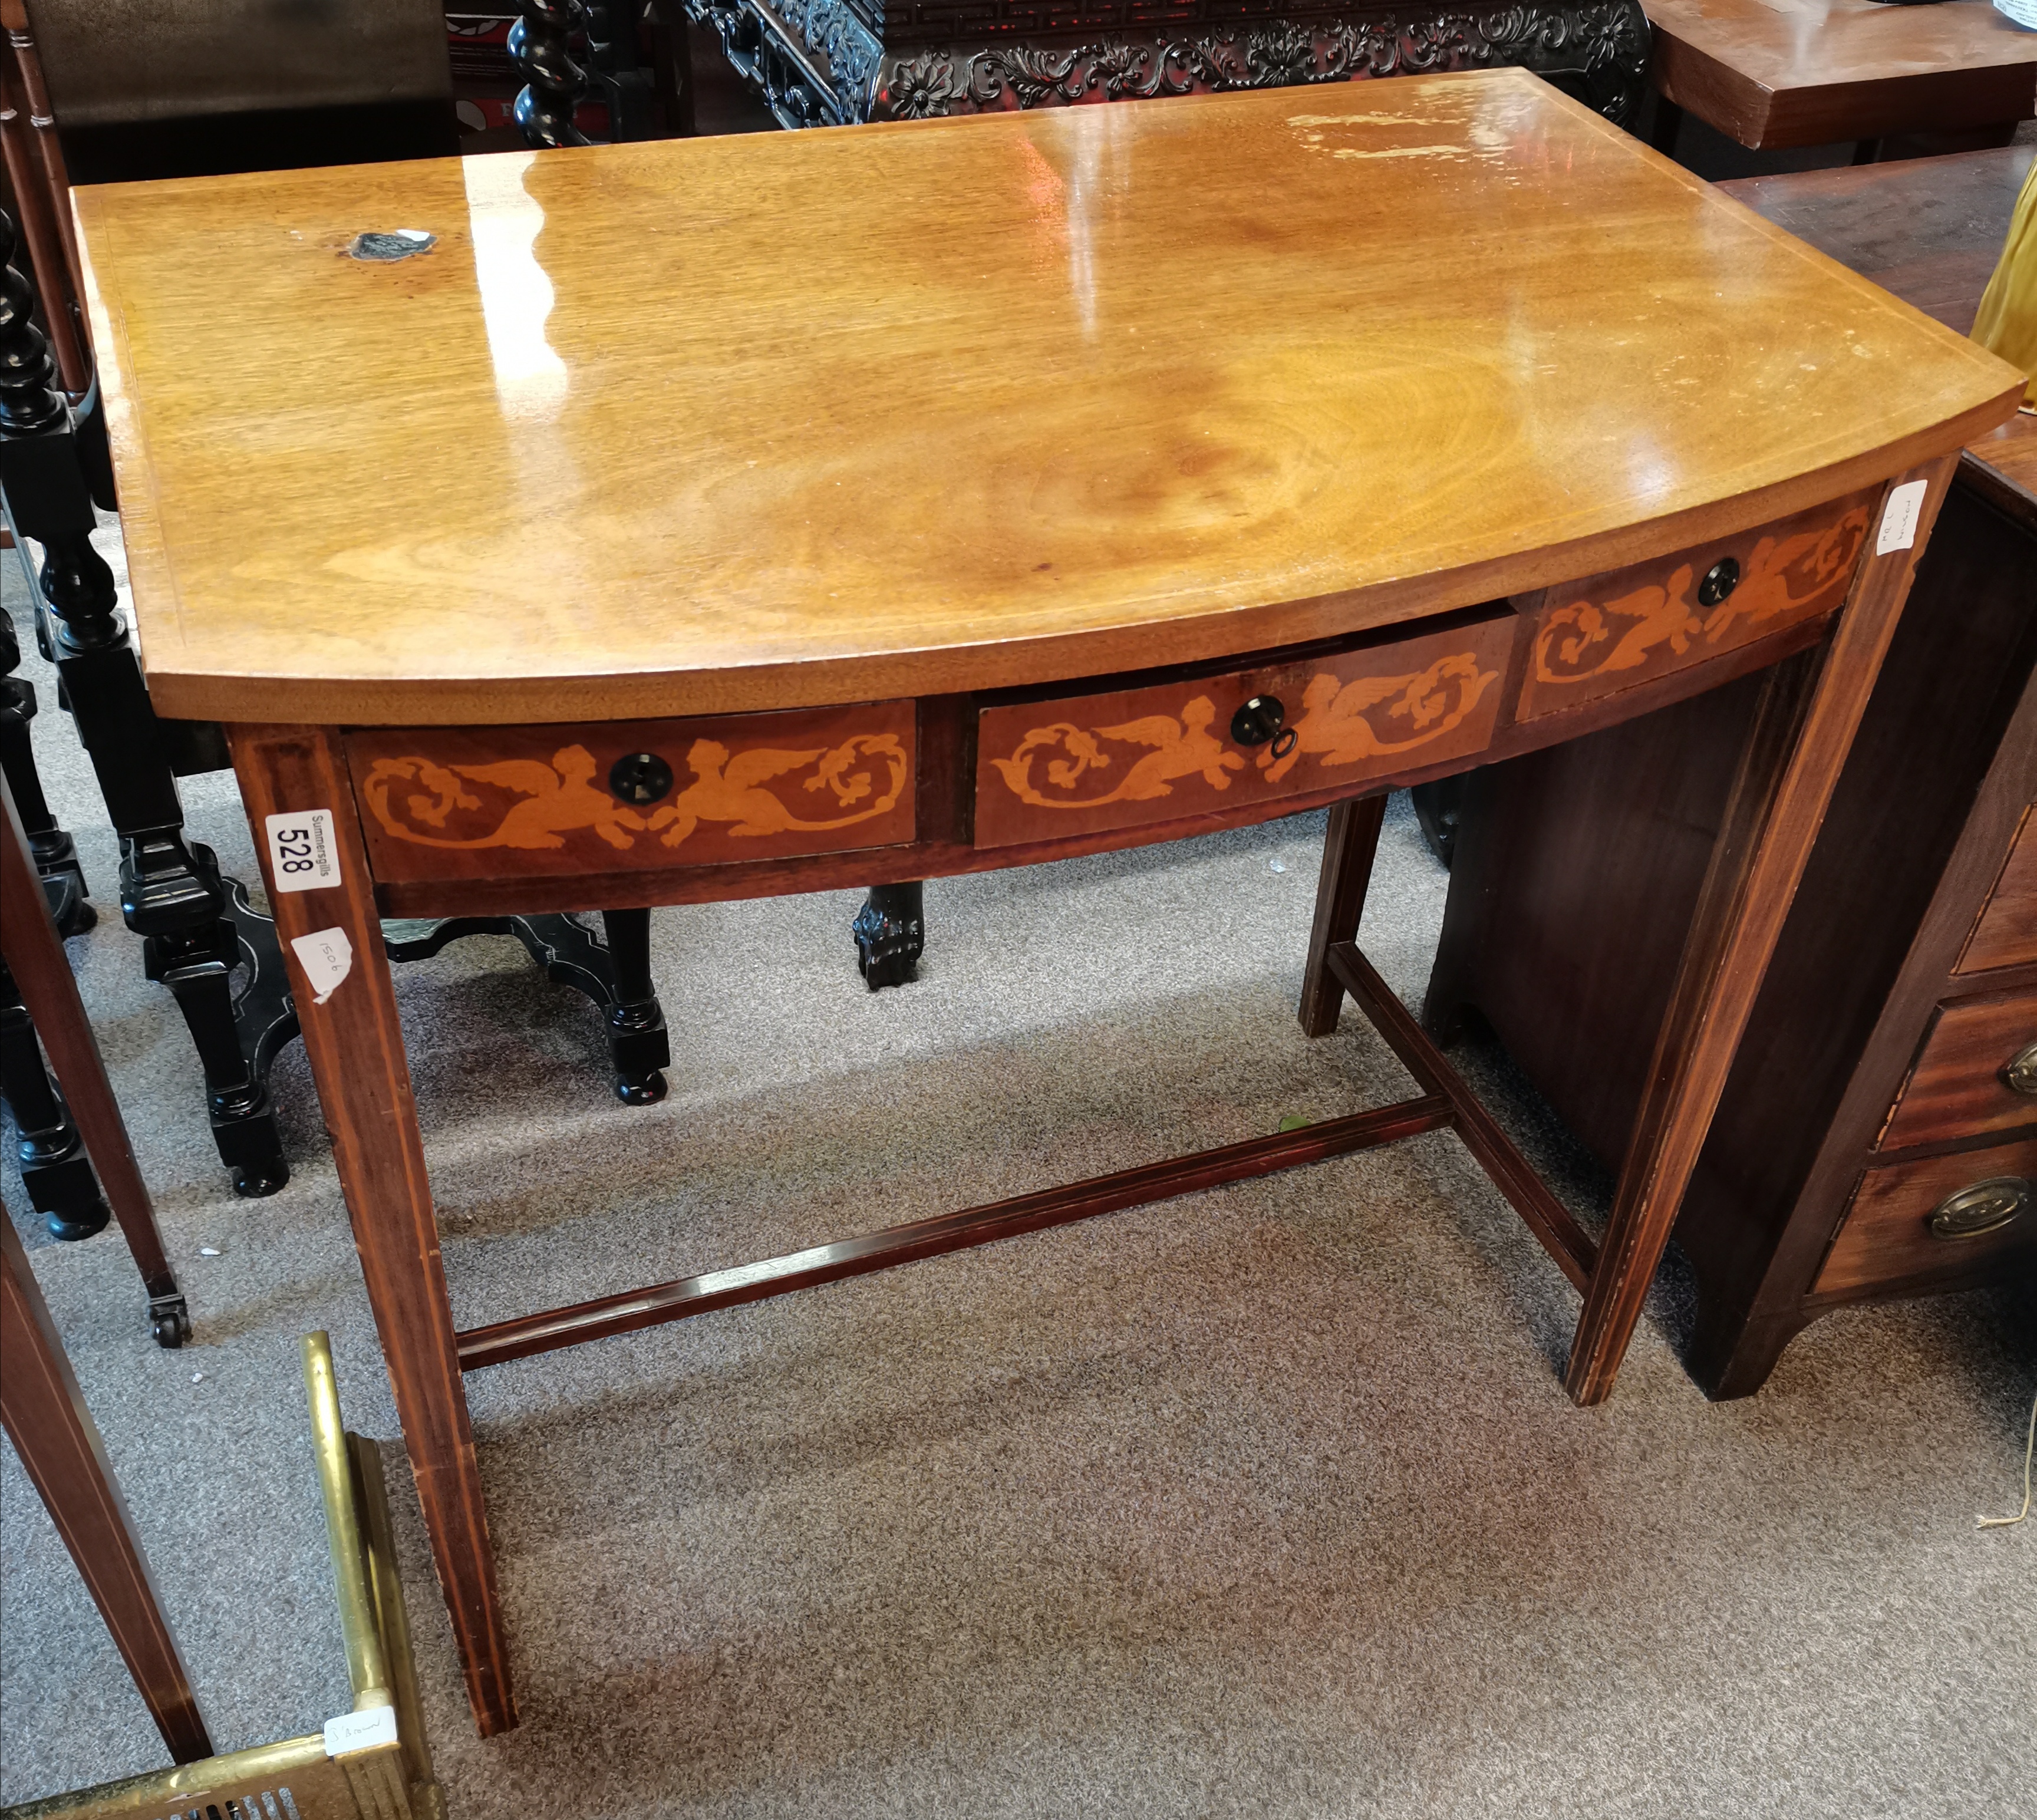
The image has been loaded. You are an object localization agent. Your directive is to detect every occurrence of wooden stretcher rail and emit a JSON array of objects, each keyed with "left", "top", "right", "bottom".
[{"left": 456, "top": 1088, "right": 1458, "bottom": 1371}]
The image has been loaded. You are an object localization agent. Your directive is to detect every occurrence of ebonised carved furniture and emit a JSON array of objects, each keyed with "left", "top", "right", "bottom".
[
  {"left": 674, "top": 0, "right": 1651, "bottom": 132},
  {"left": 3, "top": 770, "right": 190, "bottom": 1342},
  {"left": 72, "top": 72, "right": 2019, "bottom": 1732},
  {"left": 0, "top": 5, "right": 680, "bottom": 1190},
  {"left": 1427, "top": 146, "right": 2037, "bottom": 1396}
]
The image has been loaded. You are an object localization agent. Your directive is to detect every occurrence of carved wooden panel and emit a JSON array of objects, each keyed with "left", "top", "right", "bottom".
[
  {"left": 1955, "top": 803, "right": 2037, "bottom": 975},
  {"left": 973, "top": 614, "right": 1512, "bottom": 849},
  {"left": 1814, "top": 1134, "right": 2037, "bottom": 1297},
  {"left": 1878, "top": 991, "right": 2037, "bottom": 1152},
  {"left": 347, "top": 703, "right": 915, "bottom": 883},
  {"left": 1515, "top": 490, "right": 1876, "bottom": 723}
]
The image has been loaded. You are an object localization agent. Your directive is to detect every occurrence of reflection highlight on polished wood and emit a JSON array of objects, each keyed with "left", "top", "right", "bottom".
[{"left": 77, "top": 71, "right": 2018, "bottom": 727}]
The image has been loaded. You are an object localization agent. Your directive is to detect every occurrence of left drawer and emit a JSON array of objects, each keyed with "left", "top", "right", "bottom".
[{"left": 347, "top": 703, "right": 917, "bottom": 883}]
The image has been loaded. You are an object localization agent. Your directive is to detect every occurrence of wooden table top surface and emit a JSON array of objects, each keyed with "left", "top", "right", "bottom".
[
  {"left": 78, "top": 71, "right": 2019, "bottom": 728},
  {"left": 1720, "top": 145, "right": 2037, "bottom": 509},
  {"left": 1646, "top": 0, "right": 2037, "bottom": 88}
]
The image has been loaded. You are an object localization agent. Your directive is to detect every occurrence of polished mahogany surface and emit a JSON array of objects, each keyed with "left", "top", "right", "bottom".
[
  {"left": 78, "top": 70, "right": 2016, "bottom": 728},
  {"left": 1647, "top": 0, "right": 2037, "bottom": 149}
]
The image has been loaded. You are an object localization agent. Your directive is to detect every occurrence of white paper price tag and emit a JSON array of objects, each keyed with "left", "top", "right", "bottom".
[
  {"left": 323, "top": 1704, "right": 398, "bottom": 1757},
  {"left": 289, "top": 928, "right": 353, "bottom": 1004},
  {"left": 265, "top": 809, "right": 341, "bottom": 892},
  {"left": 1876, "top": 479, "right": 1929, "bottom": 556}
]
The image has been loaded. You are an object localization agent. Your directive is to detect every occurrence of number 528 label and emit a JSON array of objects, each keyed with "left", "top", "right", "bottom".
[{"left": 264, "top": 809, "right": 341, "bottom": 892}]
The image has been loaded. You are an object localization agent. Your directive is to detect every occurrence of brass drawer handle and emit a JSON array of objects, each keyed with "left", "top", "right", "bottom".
[
  {"left": 1927, "top": 1177, "right": 2029, "bottom": 1240},
  {"left": 2005, "top": 1041, "right": 2037, "bottom": 1097}
]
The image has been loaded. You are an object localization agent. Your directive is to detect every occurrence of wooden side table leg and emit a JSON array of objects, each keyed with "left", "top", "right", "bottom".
[
  {"left": 1298, "top": 793, "right": 1387, "bottom": 1038},
  {"left": 1, "top": 1217, "right": 212, "bottom": 1763},
  {"left": 229, "top": 724, "right": 518, "bottom": 1737},
  {"left": 1565, "top": 456, "right": 1957, "bottom": 1406}
]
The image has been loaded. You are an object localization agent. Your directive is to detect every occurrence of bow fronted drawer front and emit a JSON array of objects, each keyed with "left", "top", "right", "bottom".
[
  {"left": 971, "top": 612, "right": 1515, "bottom": 850},
  {"left": 1514, "top": 489, "right": 1878, "bottom": 724},
  {"left": 347, "top": 703, "right": 917, "bottom": 884}
]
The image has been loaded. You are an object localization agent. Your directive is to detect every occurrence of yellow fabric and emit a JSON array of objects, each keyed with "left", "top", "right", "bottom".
[{"left": 1973, "top": 157, "right": 2037, "bottom": 408}]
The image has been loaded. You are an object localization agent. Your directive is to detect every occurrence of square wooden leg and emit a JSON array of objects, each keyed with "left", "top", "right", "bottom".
[
  {"left": 1300, "top": 793, "right": 1388, "bottom": 1038},
  {"left": 230, "top": 724, "right": 518, "bottom": 1736},
  {"left": 1565, "top": 456, "right": 1959, "bottom": 1404}
]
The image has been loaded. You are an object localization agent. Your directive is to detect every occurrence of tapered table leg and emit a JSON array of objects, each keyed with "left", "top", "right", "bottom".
[
  {"left": 229, "top": 724, "right": 517, "bottom": 1736},
  {"left": 1565, "top": 456, "right": 1958, "bottom": 1404},
  {"left": 2, "top": 774, "right": 189, "bottom": 1341},
  {"left": 1, "top": 1217, "right": 212, "bottom": 1763},
  {"left": 1299, "top": 793, "right": 1387, "bottom": 1038}
]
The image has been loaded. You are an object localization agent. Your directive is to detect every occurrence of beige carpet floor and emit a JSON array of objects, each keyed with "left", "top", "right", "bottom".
[{"left": 2, "top": 549, "right": 2032, "bottom": 1817}]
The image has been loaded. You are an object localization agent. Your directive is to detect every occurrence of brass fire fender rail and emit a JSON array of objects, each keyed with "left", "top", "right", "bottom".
[{"left": 454, "top": 942, "right": 1597, "bottom": 1374}]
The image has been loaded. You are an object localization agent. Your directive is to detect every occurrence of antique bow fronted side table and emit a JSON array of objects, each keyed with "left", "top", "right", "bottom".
[{"left": 73, "top": 72, "right": 2020, "bottom": 1735}]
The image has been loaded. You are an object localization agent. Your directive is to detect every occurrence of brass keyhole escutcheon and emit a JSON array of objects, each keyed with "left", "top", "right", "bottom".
[
  {"left": 2003, "top": 1040, "right": 2037, "bottom": 1097},
  {"left": 1231, "top": 695, "right": 1286, "bottom": 747},
  {"left": 1698, "top": 557, "right": 1741, "bottom": 609},
  {"left": 1926, "top": 1176, "right": 2029, "bottom": 1240},
  {"left": 609, "top": 751, "right": 674, "bottom": 806}
]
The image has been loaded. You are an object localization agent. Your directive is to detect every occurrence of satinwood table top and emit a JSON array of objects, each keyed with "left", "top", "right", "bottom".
[{"left": 75, "top": 70, "right": 2020, "bottom": 728}]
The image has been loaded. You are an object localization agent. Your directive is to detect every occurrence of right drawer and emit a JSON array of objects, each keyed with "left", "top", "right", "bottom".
[
  {"left": 1880, "top": 991, "right": 2037, "bottom": 1151},
  {"left": 1815, "top": 1135, "right": 2037, "bottom": 1296}
]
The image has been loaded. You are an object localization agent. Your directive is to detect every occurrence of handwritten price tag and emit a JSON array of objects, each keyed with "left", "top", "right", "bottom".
[
  {"left": 264, "top": 809, "right": 341, "bottom": 892},
  {"left": 323, "top": 1704, "right": 398, "bottom": 1757}
]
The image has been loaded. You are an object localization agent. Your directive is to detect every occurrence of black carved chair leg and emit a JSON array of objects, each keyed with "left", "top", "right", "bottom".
[
  {"left": 597, "top": 908, "right": 670, "bottom": 1103},
  {"left": 1, "top": 610, "right": 91, "bottom": 937},
  {"left": 2, "top": 210, "right": 294, "bottom": 1198},
  {"left": 1, "top": 959, "right": 110, "bottom": 1241},
  {"left": 142, "top": 879, "right": 288, "bottom": 1198},
  {"left": 852, "top": 881, "right": 924, "bottom": 990}
]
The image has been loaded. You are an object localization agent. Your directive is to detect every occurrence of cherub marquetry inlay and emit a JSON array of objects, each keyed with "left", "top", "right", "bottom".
[
  {"left": 1518, "top": 496, "right": 1873, "bottom": 721},
  {"left": 973, "top": 617, "right": 1512, "bottom": 849},
  {"left": 347, "top": 705, "right": 916, "bottom": 882}
]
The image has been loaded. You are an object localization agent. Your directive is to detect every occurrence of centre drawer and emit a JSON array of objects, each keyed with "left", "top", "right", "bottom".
[{"left": 972, "top": 612, "right": 1515, "bottom": 849}]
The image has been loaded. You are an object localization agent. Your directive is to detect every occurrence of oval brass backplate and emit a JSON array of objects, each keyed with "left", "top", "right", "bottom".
[
  {"left": 2003, "top": 1040, "right": 2037, "bottom": 1097},
  {"left": 1926, "top": 1176, "right": 2029, "bottom": 1240}
]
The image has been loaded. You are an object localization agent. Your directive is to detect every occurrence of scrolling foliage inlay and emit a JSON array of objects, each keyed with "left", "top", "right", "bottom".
[
  {"left": 974, "top": 618, "right": 1511, "bottom": 848},
  {"left": 347, "top": 705, "right": 916, "bottom": 881},
  {"left": 1517, "top": 496, "right": 1873, "bottom": 720}
]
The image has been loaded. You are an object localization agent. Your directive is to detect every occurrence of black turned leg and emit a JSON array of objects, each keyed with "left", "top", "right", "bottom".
[
  {"left": 383, "top": 909, "right": 671, "bottom": 1104},
  {"left": 1, "top": 960, "right": 109, "bottom": 1241},
  {"left": 596, "top": 908, "right": 670, "bottom": 1103},
  {"left": 0, "top": 614, "right": 91, "bottom": 937},
  {"left": 512, "top": 0, "right": 594, "bottom": 148},
  {"left": 140, "top": 853, "right": 288, "bottom": 1198},
  {"left": 852, "top": 881, "right": 924, "bottom": 990},
  {"left": 0, "top": 210, "right": 288, "bottom": 1197}
]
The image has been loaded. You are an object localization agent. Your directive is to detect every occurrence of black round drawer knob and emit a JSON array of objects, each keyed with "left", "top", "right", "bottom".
[
  {"left": 608, "top": 751, "right": 674, "bottom": 805},
  {"left": 1698, "top": 557, "right": 1741, "bottom": 608},
  {"left": 2003, "top": 1040, "right": 2037, "bottom": 1097},
  {"left": 1231, "top": 695, "right": 1286, "bottom": 747},
  {"left": 1926, "top": 1176, "right": 2029, "bottom": 1241}
]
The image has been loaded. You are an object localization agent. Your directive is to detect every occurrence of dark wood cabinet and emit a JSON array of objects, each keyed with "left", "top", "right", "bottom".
[{"left": 1426, "top": 150, "right": 2037, "bottom": 1396}]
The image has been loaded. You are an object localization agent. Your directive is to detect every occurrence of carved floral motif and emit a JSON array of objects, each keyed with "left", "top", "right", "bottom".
[
  {"left": 685, "top": 0, "right": 1652, "bottom": 128},
  {"left": 362, "top": 735, "right": 908, "bottom": 854}
]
